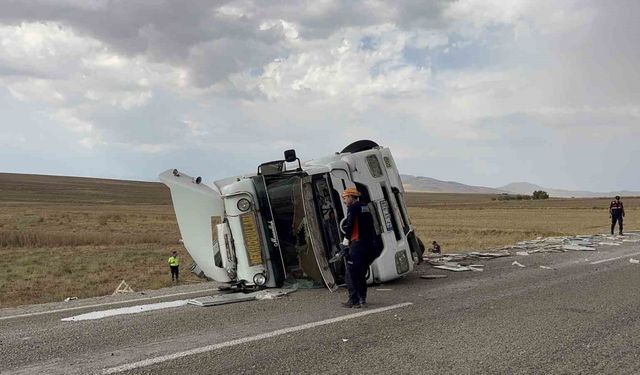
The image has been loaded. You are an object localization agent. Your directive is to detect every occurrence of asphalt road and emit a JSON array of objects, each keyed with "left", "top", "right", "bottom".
[{"left": 3, "top": 237, "right": 640, "bottom": 375}]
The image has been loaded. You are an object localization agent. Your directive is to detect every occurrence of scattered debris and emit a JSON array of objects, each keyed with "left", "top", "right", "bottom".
[
  {"left": 563, "top": 244, "right": 595, "bottom": 251},
  {"left": 342, "top": 338, "right": 349, "bottom": 342},
  {"left": 64, "top": 297, "right": 78, "bottom": 302},
  {"left": 422, "top": 232, "right": 640, "bottom": 275},
  {"left": 255, "top": 289, "right": 295, "bottom": 300},
  {"left": 630, "top": 258, "right": 640, "bottom": 264},
  {"left": 512, "top": 261, "right": 526, "bottom": 268},
  {"left": 188, "top": 288, "right": 296, "bottom": 307},
  {"left": 419, "top": 274, "right": 448, "bottom": 279},
  {"left": 112, "top": 280, "right": 134, "bottom": 295},
  {"left": 432, "top": 264, "right": 474, "bottom": 272},
  {"left": 468, "top": 252, "right": 510, "bottom": 259},
  {"left": 539, "top": 266, "right": 554, "bottom": 270},
  {"left": 376, "top": 288, "right": 393, "bottom": 291}
]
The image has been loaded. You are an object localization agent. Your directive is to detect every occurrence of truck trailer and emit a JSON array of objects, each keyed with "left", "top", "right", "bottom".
[{"left": 160, "top": 140, "right": 423, "bottom": 291}]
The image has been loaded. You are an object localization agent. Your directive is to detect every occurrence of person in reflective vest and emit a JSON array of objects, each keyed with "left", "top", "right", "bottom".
[
  {"left": 340, "top": 187, "right": 379, "bottom": 308},
  {"left": 168, "top": 251, "right": 180, "bottom": 283},
  {"left": 609, "top": 196, "right": 625, "bottom": 235}
]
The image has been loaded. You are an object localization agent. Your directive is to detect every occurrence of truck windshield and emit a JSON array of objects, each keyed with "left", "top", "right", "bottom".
[{"left": 265, "top": 175, "right": 324, "bottom": 287}]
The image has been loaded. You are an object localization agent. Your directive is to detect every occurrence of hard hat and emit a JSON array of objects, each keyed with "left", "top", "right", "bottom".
[{"left": 341, "top": 187, "right": 361, "bottom": 198}]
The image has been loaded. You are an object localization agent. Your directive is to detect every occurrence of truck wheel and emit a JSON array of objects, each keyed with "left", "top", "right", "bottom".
[{"left": 341, "top": 140, "right": 379, "bottom": 153}]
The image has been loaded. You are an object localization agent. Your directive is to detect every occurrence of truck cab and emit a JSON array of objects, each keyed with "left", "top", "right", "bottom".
[{"left": 160, "top": 140, "right": 422, "bottom": 291}]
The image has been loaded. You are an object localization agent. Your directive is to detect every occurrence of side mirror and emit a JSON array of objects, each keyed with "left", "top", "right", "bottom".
[{"left": 284, "top": 149, "right": 297, "bottom": 163}]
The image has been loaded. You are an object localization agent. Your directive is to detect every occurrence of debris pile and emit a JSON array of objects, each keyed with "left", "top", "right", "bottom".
[
  {"left": 501, "top": 233, "right": 640, "bottom": 254},
  {"left": 422, "top": 232, "right": 640, "bottom": 273}
]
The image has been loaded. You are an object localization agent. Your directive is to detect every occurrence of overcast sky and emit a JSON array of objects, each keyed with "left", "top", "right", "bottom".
[{"left": 1, "top": 0, "right": 638, "bottom": 191}]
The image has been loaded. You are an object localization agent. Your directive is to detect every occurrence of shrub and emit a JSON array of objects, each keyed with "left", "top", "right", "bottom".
[
  {"left": 495, "top": 194, "right": 532, "bottom": 201},
  {"left": 532, "top": 190, "right": 550, "bottom": 200}
]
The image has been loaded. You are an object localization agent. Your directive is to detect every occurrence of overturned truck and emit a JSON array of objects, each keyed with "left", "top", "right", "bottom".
[{"left": 160, "top": 140, "right": 423, "bottom": 291}]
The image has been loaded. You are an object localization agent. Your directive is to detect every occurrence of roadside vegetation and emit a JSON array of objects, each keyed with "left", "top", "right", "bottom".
[{"left": 1, "top": 173, "right": 637, "bottom": 307}]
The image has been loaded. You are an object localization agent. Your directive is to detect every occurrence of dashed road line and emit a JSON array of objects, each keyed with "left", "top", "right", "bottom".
[{"left": 102, "top": 302, "right": 414, "bottom": 374}]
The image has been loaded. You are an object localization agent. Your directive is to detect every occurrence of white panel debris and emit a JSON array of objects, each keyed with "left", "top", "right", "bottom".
[
  {"left": 630, "top": 258, "right": 640, "bottom": 264},
  {"left": 188, "top": 288, "right": 296, "bottom": 307},
  {"left": 61, "top": 300, "right": 187, "bottom": 321},
  {"left": 539, "top": 266, "right": 554, "bottom": 270},
  {"left": 563, "top": 244, "right": 596, "bottom": 251},
  {"left": 432, "top": 264, "right": 473, "bottom": 272},
  {"left": 512, "top": 261, "right": 526, "bottom": 268}
]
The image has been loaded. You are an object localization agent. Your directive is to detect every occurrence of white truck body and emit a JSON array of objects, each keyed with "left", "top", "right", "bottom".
[{"left": 160, "top": 141, "right": 422, "bottom": 291}]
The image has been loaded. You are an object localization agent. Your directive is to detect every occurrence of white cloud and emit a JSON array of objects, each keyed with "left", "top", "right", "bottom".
[{"left": 0, "top": 0, "right": 639, "bottom": 191}]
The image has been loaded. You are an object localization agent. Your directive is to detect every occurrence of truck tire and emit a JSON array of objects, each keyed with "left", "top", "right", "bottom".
[{"left": 341, "top": 140, "right": 379, "bottom": 153}]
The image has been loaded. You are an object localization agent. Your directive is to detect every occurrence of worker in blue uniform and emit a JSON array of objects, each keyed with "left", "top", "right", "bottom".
[
  {"left": 609, "top": 196, "right": 625, "bottom": 235},
  {"left": 340, "top": 187, "right": 380, "bottom": 308}
]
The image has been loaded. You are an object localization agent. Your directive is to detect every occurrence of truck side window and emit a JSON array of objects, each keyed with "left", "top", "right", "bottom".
[
  {"left": 366, "top": 155, "right": 383, "bottom": 178},
  {"left": 391, "top": 187, "right": 410, "bottom": 233},
  {"left": 382, "top": 186, "right": 402, "bottom": 240}
]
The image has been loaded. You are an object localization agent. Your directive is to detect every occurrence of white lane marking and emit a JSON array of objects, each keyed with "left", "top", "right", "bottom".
[
  {"left": 0, "top": 288, "right": 217, "bottom": 321},
  {"left": 102, "top": 302, "right": 413, "bottom": 374},
  {"left": 590, "top": 251, "right": 640, "bottom": 265},
  {"left": 61, "top": 300, "right": 188, "bottom": 322}
]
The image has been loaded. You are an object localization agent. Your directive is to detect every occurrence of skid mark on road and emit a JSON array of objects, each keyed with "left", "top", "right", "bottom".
[{"left": 102, "top": 302, "right": 413, "bottom": 374}]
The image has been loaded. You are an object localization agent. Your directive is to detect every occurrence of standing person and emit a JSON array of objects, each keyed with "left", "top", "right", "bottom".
[
  {"left": 340, "top": 187, "right": 378, "bottom": 308},
  {"left": 168, "top": 251, "right": 180, "bottom": 283},
  {"left": 609, "top": 196, "right": 625, "bottom": 235}
]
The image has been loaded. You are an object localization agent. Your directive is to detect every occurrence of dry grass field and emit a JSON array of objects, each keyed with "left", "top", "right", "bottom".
[
  {"left": 0, "top": 173, "right": 200, "bottom": 307},
  {"left": 0, "top": 172, "right": 637, "bottom": 307},
  {"left": 405, "top": 192, "right": 639, "bottom": 252}
]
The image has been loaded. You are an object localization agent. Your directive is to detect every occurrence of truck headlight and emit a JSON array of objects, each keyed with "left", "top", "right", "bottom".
[
  {"left": 237, "top": 198, "right": 252, "bottom": 212},
  {"left": 253, "top": 273, "right": 267, "bottom": 286}
]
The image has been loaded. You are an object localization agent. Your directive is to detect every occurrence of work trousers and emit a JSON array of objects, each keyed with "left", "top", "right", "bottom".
[
  {"left": 611, "top": 215, "right": 623, "bottom": 235},
  {"left": 170, "top": 265, "right": 179, "bottom": 281},
  {"left": 345, "top": 241, "right": 369, "bottom": 304}
]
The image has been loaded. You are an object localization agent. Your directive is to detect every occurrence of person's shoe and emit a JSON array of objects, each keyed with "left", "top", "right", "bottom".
[
  {"left": 359, "top": 301, "right": 368, "bottom": 308},
  {"left": 341, "top": 301, "right": 361, "bottom": 308}
]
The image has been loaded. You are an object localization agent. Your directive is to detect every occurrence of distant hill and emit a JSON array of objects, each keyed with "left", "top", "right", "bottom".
[
  {"left": 401, "top": 174, "right": 640, "bottom": 198},
  {"left": 497, "top": 182, "right": 640, "bottom": 198},
  {"left": 0, "top": 172, "right": 171, "bottom": 205},
  {"left": 401, "top": 175, "right": 507, "bottom": 194}
]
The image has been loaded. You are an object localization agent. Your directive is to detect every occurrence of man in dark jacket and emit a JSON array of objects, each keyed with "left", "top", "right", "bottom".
[
  {"left": 609, "top": 196, "right": 625, "bottom": 235},
  {"left": 340, "top": 187, "right": 379, "bottom": 308}
]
